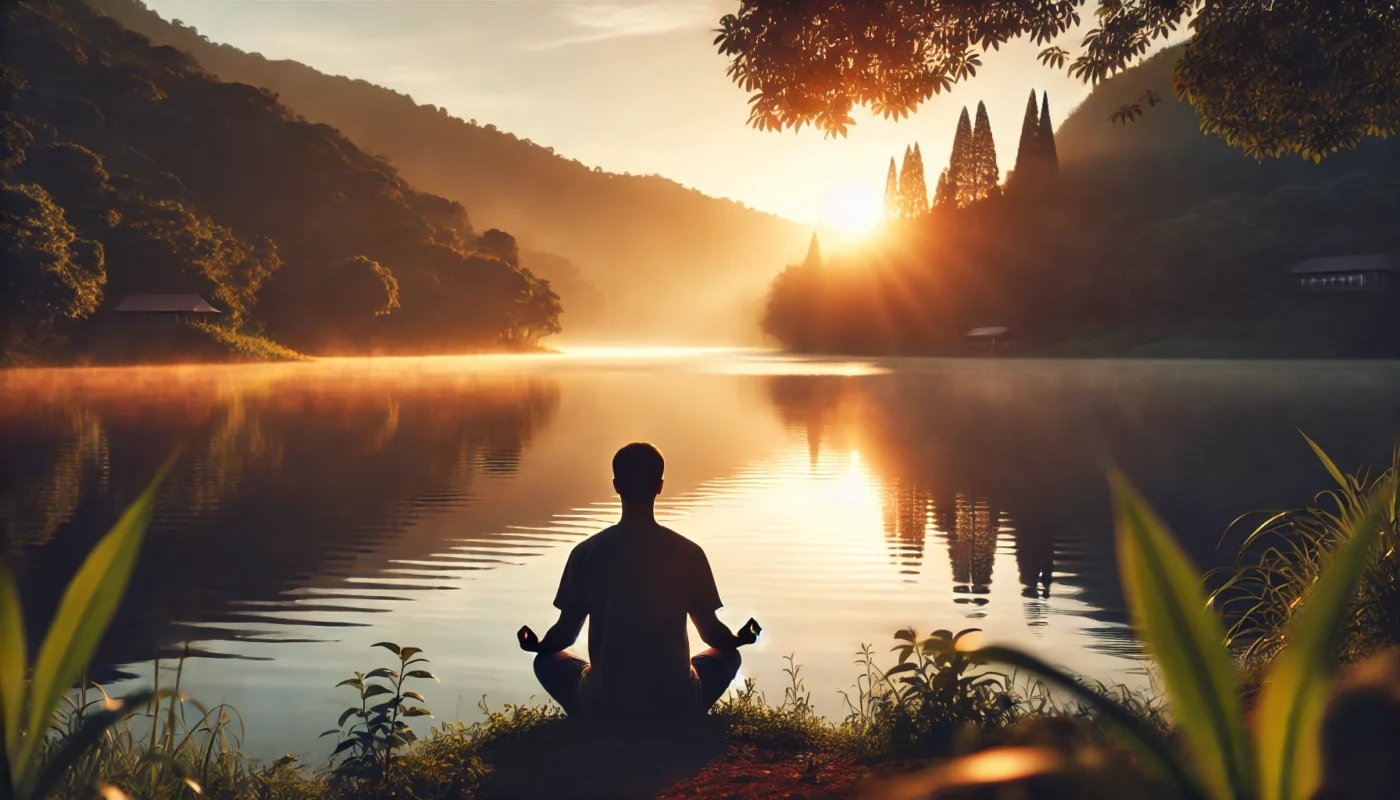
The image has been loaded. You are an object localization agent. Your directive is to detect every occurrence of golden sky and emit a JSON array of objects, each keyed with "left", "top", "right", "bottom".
[{"left": 144, "top": 1, "right": 1173, "bottom": 233}]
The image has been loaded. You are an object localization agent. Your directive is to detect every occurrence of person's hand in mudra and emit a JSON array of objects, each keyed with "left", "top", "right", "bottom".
[
  {"left": 517, "top": 625, "right": 541, "bottom": 653},
  {"left": 736, "top": 617, "right": 762, "bottom": 647}
]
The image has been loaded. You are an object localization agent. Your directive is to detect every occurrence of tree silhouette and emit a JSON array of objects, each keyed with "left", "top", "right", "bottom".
[
  {"left": 948, "top": 107, "right": 975, "bottom": 208},
  {"left": 1009, "top": 90, "right": 1059, "bottom": 193},
  {"left": 1011, "top": 91, "right": 1041, "bottom": 190},
  {"left": 897, "top": 145, "right": 914, "bottom": 218},
  {"left": 904, "top": 143, "right": 928, "bottom": 217},
  {"left": 804, "top": 231, "right": 822, "bottom": 268},
  {"left": 933, "top": 168, "right": 954, "bottom": 209},
  {"left": 971, "top": 101, "right": 1001, "bottom": 202},
  {"left": 1038, "top": 91, "right": 1059, "bottom": 179},
  {"left": 883, "top": 157, "right": 900, "bottom": 218}
]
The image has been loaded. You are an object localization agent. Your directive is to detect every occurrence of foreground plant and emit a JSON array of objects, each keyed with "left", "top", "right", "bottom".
[
  {"left": 966, "top": 463, "right": 1392, "bottom": 800},
  {"left": 1213, "top": 437, "right": 1399, "bottom": 667},
  {"left": 1, "top": 461, "right": 171, "bottom": 800},
  {"left": 324, "top": 642, "right": 436, "bottom": 781}
]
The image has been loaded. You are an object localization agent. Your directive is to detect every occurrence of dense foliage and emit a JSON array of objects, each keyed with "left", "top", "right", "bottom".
[
  {"left": 714, "top": 0, "right": 1400, "bottom": 161},
  {"left": 87, "top": 0, "right": 814, "bottom": 342},
  {"left": 1, "top": 0, "right": 560, "bottom": 364},
  {"left": 763, "top": 52, "right": 1400, "bottom": 356}
]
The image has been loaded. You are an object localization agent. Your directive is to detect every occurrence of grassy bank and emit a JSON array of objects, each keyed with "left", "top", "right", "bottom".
[{"left": 36, "top": 640, "right": 1173, "bottom": 800}]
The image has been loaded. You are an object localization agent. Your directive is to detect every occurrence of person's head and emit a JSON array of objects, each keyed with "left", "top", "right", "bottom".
[{"left": 612, "top": 442, "right": 664, "bottom": 505}]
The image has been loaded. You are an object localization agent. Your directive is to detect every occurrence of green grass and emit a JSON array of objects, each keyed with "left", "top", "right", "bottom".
[
  {"left": 184, "top": 322, "right": 306, "bottom": 362},
  {"left": 1212, "top": 440, "right": 1400, "bottom": 679}
]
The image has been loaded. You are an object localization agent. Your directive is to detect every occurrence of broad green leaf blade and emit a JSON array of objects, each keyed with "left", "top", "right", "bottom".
[
  {"left": 0, "top": 565, "right": 26, "bottom": 758},
  {"left": 1113, "top": 474, "right": 1253, "bottom": 800},
  {"left": 977, "top": 645, "right": 1207, "bottom": 800},
  {"left": 17, "top": 457, "right": 172, "bottom": 789},
  {"left": 1255, "top": 497, "right": 1385, "bottom": 800}
]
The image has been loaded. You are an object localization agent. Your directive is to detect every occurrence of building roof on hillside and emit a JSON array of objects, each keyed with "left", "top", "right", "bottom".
[
  {"left": 113, "top": 294, "right": 220, "bottom": 313},
  {"left": 1288, "top": 254, "right": 1396, "bottom": 275},
  {"left": 966, "top": 326, "right": 1009, "bottom": 338}
]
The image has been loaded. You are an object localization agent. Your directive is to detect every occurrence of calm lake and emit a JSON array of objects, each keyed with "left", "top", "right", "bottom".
[{"left": 4, "top": 351, "right": 1400, "bottom": 760}]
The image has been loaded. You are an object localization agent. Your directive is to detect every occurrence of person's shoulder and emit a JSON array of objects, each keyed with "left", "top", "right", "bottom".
[
  {"left": 570, "top": 525, "right": 621, "bottom": 556},
  {"left": 659, "top": 526, "right": 708, "bottom": 558}
]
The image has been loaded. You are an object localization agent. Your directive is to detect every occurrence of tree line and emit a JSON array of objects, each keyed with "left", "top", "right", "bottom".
[
  {"left": 765, "top": 77, "right": 1400, "bottom": 357},
  {"left": 884, "top": 92, "right": 1061, "bottom": 219}
]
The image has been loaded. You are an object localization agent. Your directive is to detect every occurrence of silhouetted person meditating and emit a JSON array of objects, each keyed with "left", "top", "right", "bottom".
[{"left": 517, "top": 442, "right": 761, "bottom": 724}]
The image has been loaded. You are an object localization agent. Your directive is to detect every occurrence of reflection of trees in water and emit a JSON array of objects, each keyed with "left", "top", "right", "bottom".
[
  {"left": 946, "top": 495, "right": 997, "bottom": 596},
  {"left": 881, "top": 481, "right": 930, "bottom": 580},
  {"left": 0, "top": 406, "right": 109, "bottom": 555},
  {"left": 1015, "top": 522, "right": 1055, "bottom": 600},
  {"left": 766, "top": 376, "right": 850, "bottom": 469},
  {"left": 0, "top": 370, "right": 560, "bottom": 676},
  {"left": 767, "top": 364, "right": 1400, "bottom": 638},
  {"left": 1013, "top": 519, "right": 1056, "bottom": 630}
]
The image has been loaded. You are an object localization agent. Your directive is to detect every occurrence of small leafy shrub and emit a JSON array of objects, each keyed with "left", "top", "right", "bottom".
[
  {"left": 323, "top": 642, "right": 436, "bottom": 781},
  {"left": 712, "top": 656, "right": 845, "bottom": 753}
]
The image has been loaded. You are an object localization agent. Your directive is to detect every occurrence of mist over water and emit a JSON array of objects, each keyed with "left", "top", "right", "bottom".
[{"left": 4, "top": 351, "right": 1400, "bottom": 760}]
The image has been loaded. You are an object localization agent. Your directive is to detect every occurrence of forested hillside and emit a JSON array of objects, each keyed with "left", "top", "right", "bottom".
[
  {"left": 89, "top": 0, "right": 811, "bottom": 342},
  {"left": 1, "top": 0, "right": 561, "bottom": 364},
  {"left": 761, "top": 47, "right": 1400, "bottom": 357},
  {"left": 1055, "top": 45, "right": 1398, "bottom": 188}
]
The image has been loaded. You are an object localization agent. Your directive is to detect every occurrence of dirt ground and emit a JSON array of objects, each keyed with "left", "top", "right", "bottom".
[{"left": 475, "top": 724, "right": 874, "bottom": 799}]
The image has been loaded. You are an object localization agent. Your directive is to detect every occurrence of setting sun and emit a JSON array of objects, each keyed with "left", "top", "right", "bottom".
[{"left": 819, "top": 180, "right": 885, "bottom": 235}]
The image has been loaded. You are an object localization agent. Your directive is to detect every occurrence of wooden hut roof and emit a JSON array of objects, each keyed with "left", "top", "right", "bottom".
[
  {"left": 113, "top": 294, "right": 220, "bottom": 313},
  {"left": 1288, "top": 254, "right": 1396, "bottom": 275}
]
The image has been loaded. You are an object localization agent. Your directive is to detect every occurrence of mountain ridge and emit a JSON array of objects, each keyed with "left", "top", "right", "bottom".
[{"left": 87, "top": 0, "right": 811, "bottom": 343}]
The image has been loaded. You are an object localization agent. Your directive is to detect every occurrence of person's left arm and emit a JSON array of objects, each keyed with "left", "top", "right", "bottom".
[{"left": 688, "top": 547, "right": 761, "bottom": 650}]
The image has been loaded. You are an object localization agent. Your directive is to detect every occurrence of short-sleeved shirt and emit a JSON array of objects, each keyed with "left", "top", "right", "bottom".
[{"left": 553, "top": 523, "right": 722, "bottom": 718}]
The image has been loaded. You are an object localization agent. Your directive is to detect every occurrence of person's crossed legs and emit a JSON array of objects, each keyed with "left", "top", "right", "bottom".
[
  {"left": 532, "top": 648, "right": 742, "bottom": 719},
  {"left": 690, "top": 647, "right": 742, "bottom": 709}
]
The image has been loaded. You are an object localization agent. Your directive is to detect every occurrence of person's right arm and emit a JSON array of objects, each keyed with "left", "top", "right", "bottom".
[
  {"left": 519, "top": 544, "right": 589, "bottom": 654},
  {"left": 518, "top": 606, "right": 585, "bottom": 654}
]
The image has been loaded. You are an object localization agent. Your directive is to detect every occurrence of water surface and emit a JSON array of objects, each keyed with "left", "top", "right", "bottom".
[{"left": 4, "top": 351, "right": 1399, "bottom": 760}]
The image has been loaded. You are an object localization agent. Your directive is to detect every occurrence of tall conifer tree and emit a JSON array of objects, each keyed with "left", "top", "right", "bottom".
[
  {"left": 1011, "top": 90, "right": 1041, "bottom": 190},
  {"left": 971, "top": 101, "right": 1000, "bottom": 201},
  {"left": 947, "top": 107, "right": 974, "bottom": 208},
  {"left": 883, "top": 157, "right": 899, "bottom": 217},
  {"left": 1038, "top": 91, "right": 1059, "bottom": 178},
  {"left": 804, "top": 231, "right": 822, "bottom": 268},
  {"left": 898, "top": 145, "right": 915, "bottom": 218},
  {"left": 905, "top": 142, "right": 928, "bottom": 216},
  {"left": 933, "top": 168, "right": 953, "bottom": 209}
]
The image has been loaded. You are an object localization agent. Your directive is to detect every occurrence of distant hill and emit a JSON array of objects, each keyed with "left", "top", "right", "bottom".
[
  {"left": 1055, "top": 44, "right": 1398, "bottom": 185},
  {"left": 88, "top": 0, "right": 812, "bottom": 343},
  {"left": 2, "top": 0, "right": 557, "bottom": 364}
]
